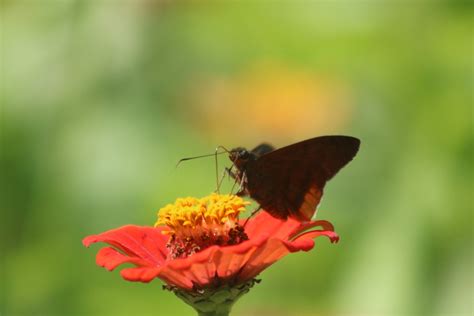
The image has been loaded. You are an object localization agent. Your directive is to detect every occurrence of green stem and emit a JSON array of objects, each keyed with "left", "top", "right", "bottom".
[{"left": 196, "top": 301, "right": 233, "bottom": 316}]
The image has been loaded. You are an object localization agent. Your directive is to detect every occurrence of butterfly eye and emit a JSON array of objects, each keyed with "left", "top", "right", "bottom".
[{"left": 239, "top": 150, "right": 250, "bottom": 159}]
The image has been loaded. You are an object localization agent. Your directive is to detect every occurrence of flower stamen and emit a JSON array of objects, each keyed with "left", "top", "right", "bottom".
[{"left": 155, "top": 193, "right": 250, "bottom": 259}]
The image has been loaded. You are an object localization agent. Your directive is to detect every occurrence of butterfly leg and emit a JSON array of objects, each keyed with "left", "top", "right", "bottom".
[
  {"left": 227, "top": 167, "right": 241, "bottom": 195},
  {"left": 243, "top": 206, "right": 262, "bottom": 227},
  {"left": 233, "top": 172, "right": 248, "bottom": 196},
  {"left": 225, "top": 166, "right": 236, "bottom": 180},
  {"left": 215, "top": 166, "right": 232, "bottom": 193}
]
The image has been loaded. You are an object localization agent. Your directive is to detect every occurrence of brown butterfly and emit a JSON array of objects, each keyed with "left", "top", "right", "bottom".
[{"left": 228, "top": 136, "right": 360, "bottom": 221}]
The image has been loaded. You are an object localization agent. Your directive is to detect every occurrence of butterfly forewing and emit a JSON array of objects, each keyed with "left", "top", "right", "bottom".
[{"left": 244, "top": 136, "right": 360, "bottom": 221}]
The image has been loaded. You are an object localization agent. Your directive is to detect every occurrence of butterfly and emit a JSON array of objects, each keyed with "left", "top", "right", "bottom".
[{"left": 227, "top": 136, "right": 360, "bottom": 221}]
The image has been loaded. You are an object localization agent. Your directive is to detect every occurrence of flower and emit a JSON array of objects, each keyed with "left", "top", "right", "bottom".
[
  {"left": 83, "top": 194, "right": 338, "bottom": 288},
  {"left": 83, "top": 193, "right": 339, "bottom": 315}
]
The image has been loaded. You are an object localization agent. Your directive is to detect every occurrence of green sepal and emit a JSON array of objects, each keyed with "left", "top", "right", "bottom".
[{"left": 164, "top": 278, "right": 260, "bottom": 316}]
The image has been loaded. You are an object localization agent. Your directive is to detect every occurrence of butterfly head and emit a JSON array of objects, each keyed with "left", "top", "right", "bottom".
[{"left": 229, "top": 147, "right": 253, "bottom": 169}]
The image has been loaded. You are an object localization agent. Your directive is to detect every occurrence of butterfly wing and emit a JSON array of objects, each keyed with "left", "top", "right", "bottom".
[{"left": 244, "top": 136, "right": 360, "bottom": 221}]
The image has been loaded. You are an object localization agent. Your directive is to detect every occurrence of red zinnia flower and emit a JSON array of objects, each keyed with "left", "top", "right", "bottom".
[{"left": 83, "top": 194, "right": 339, "bottom": 315}]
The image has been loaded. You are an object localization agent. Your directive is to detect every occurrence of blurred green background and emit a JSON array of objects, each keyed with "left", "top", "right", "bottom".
[{"left": 1, "top": 1, "right": 472, "bottom": 315}]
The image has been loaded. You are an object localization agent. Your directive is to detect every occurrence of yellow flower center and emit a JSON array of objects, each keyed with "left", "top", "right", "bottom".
[{"left": 155, "top": 193, "right": 250, "bottom": 259}]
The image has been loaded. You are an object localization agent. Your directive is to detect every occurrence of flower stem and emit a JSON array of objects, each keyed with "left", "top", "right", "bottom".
[{"left": 196, "top": 303, "right": 232, "bottom": 316}]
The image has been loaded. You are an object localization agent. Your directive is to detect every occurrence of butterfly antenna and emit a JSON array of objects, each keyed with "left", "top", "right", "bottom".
[{"left": 176, "top": 151, "right": 226, "bottom": 168}]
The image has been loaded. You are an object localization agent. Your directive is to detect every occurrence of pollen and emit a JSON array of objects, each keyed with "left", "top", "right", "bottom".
[{"left": 155, "top": 193, "right": 250, "bottom": 259}]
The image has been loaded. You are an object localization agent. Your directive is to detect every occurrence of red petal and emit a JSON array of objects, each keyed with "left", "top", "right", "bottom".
[
  {"left": 237, "top": 238, "right": 292, "bottom": 281},
  {"left": 292, "top": 229, "right": 340, "bottom": 244},
  {"left": 243, "top": 212, "right": 298, "bottom": 239},
  {"left": 157, "top": 234, "right": 270, "bottom": 289},
  {"left": 158, "top": 266, "right": 199, "bottom": 289},
  {"left": 96, "top": 247, "right": 149, "bottom": 271},
  {"left": 120, "top": 267, "right": 162, "bottom": 283},
  {"left": 288, "top": 220, "right": 335, "bottom": 240},
  {"left": 236, "top": 218, "right": 339, "bottom": 281},
  {"left": 83, "top": 225, "right": 169, "bottom": 265}
]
